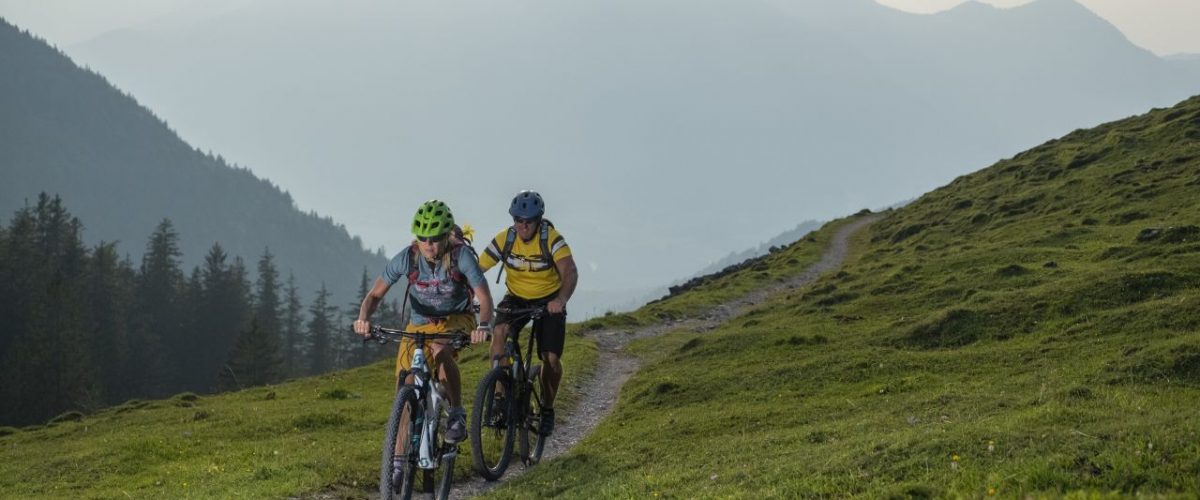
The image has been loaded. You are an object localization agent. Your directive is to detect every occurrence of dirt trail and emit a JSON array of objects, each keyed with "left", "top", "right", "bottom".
[{"left": 448, "top": 213, "right": 882, "bottom": 499}]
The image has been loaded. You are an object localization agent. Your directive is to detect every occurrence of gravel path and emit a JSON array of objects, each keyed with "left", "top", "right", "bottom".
[{"left": 447, "top": 213, "right": 882, "bottom": 499}]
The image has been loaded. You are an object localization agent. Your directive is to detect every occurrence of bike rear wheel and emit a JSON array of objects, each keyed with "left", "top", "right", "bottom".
[
  {"left": 519, "top": 364, "right": 547, "bottom": 465},
  {"left": 470, "top": 366, "right": 515, "bottom": 480},
  {"left": 381, "top": 386, "right": 420, "bottom": 500}
]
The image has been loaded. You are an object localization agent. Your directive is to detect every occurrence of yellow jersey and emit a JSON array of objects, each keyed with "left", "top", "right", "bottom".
[{"left": 479, "top": 224, "right": 572, "bottom": 299}]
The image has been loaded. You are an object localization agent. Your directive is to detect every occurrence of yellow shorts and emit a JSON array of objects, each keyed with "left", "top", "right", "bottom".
[{"left": 395, "top": 314, "right": 476, "bottom": 378}]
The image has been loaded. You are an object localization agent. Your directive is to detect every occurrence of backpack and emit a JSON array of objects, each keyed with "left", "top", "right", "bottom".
[
  {"left": 495, "top": 219, "right": 559, "bottom": 284},
  {"left": 400, "top": 225, "right": 478, "bottom": 318}
]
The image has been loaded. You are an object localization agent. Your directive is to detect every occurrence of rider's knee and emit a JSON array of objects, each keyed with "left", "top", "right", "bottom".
[{"left": 430, "top": 344, "right": 456, "bottom": 365}]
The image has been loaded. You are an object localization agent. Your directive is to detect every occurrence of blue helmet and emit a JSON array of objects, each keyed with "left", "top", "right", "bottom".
[{"left": 509, "top": 190, "right": 545, "bottom": 219}]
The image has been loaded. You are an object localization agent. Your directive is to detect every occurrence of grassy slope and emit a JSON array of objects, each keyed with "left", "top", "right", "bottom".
[
  {"left": 0, "top": 333, "right": 597, "bottom": 498},
  {"left": 3, "top": 96, "right": 1199, "bottom": 498},
  {"left": 486, "top": 96, "right": 1200, "bottom": 498}
]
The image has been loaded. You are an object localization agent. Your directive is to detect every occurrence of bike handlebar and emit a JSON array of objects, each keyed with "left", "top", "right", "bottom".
[{"left": 354, "top": 325, "right": 471, "bottom": 350}]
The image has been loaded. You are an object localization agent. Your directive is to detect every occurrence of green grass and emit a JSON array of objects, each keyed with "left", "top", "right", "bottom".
[
  {"left": 6, "top": 96, "right": 1200, "bottom": 498},
  {"left": 0, "top": 331, "right": 597, "bottom": 498},
  {"left": 482, "top": 96, "right": 1200, "bottom": 498}
]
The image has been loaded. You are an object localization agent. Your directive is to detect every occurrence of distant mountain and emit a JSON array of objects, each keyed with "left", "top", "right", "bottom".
[
  {"left": 1166, "top": 53, "right": 1200, "bottom": 82},
  {"left": 694, "top": 220, "right": 824, "bottom": 277},
  {"left": 52, "top": 0, "right": 1200, "bottom": 298},
  {"left": 0, "top": 19, "right": 384, "bottom": 303}
]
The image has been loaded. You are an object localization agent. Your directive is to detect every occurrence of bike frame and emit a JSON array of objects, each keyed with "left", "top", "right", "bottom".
[
  {"left": 369, "top": 328, "right": 467, "bottom": 470},
  {"left": 408, "top": 337, "right": 445, "bottom": 470},
  {"left": 494, "top": 308, "right": 544, "bottom": 428}
]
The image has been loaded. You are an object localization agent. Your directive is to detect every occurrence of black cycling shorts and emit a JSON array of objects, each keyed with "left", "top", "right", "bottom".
[{"left": 495, "top": 292, "right": 567, "bottom": 359}]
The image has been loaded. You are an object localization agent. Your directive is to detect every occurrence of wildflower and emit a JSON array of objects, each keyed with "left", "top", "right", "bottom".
[
  {"left": 987, "top": 440, "right": 995, "bottom": 453},
  {"left": 988, "top": 487, "right": 997, "bottom": 496}
]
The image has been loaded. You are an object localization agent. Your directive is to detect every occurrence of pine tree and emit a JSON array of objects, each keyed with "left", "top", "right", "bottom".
[
  {"left": 254, "top": 248, "right": 283, "bottom": 345},
  {"left": 219, "top": 247, "right": 284, "bottom": 386},
  {"left": 282, "top": 272, "right": 304, "bottom": 378},
  {"left": 86, "top": 242, "right": 135, "bottom": 404},
  {"left": 219, "top": 317, "right": 282, "bottom": 389},
  {"left": 346, "top": 267, "right": 373, "bottom": 367},
  {"left": 132, "top": 218, "right": 182, "bottom": 396},
  {"left": 306, "top": 283, "right": 338, "bottom": 375},
  {"left": 173, "top": 243, "right": 253, "bottom": 393},
  {"left": 0, "top": 195, "right": 100, "bottom": 424}
]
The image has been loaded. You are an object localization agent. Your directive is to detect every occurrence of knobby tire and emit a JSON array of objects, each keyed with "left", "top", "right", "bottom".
[
  {"left": 519, "top": 364, "right": 547, "bottom": 465},
  {"left": 470, "top": 366, "right": 515, "bottom": 480},
  {"left": 381, "top": 386, "right": 420, "bottom": 500}
]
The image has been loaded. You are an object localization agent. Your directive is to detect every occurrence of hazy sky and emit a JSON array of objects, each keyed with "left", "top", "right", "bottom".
[
  {"left": 876, "top": 0, "right": 1200, "bottom": 56},
  {"left": 2, "top": 0, "right": 1199, "bottom": 55},
  {"left": 3, "top": 0, "right": 1199, "bottom": 317}
]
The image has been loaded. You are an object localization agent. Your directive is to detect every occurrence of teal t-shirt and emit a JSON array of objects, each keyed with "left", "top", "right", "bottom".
[{"left": 381, "top": 245, "right": 485, "bottom": 325}]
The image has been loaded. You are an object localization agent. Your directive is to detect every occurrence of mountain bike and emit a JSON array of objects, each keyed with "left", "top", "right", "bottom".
[
  {"left": 469, "top": 306, "right": 548, "bottom": 480},
  {"left": 362, "top": 326, "right": 469, "bottom": 500}
]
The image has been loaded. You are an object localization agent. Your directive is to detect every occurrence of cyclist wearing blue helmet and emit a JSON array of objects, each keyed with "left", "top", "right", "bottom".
[{"left": 478, "top": 190, "right": 578, "bottom": 436}]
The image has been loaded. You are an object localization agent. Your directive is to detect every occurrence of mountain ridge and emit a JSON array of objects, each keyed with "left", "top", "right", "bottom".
[
  {"left": 0, "top": 19, "right": 384, "bottom": 303},
  {"left": 50, "top": 0, "right": 1200, "bottom": 296}
]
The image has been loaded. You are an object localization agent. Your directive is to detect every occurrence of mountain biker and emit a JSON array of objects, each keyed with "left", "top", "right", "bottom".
[
  {"left": 353, "top": 200, "right": 495, "bottom": 446},
  {"left": 478, "top": 190, "right": 578, "bottom": 436}
]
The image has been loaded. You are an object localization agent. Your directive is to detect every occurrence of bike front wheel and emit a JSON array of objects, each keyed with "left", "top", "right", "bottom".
[
  {"left": 470, "top": 366, "right": 515, "bottom": 480},
  {"left": 436, "top": 448, "right": 457, "bottom": 500},
  {"left": 519, "top": 364, "right": 547, "bottom": 465},
  {"left": 381, "top": 386, "right": 420, "bottom": 500}
]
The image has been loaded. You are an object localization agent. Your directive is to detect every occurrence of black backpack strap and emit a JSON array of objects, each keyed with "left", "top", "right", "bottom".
[
  {"left": 399, "top": 244, "right": 418, "bottom": 324},
  {"left": 495, "top": 227, "right": 517, "bottom": 284},
  {"left": 539, "top": 220, "right": 560, "bottom": 278},
  {"left": 447, "top": 242, "right": 477, "bottom": 313}
]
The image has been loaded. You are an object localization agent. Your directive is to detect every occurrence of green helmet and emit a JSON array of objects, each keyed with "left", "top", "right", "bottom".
[{"left": 411, "top": 200, "right": 455, "bottom": 238}]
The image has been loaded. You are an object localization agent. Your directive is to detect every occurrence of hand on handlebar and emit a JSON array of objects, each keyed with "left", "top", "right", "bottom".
[
  {"left": 547, "top": 298, "right": 566, "bottom": 315},
  {"left": 352, "top": 319, "right": 371, "bottom": 337},
  {"left": 471, "top": 325, "right": 492, "bottom": 345}
]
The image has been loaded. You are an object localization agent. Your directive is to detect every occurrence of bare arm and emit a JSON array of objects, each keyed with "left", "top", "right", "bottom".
[
  {"left": 352, "top": 278, "right": 392, "bottom": 336},
  {"left": 471, "top": 282, "right": 495, "bottom": 344},
  {"left": 548, "top": 255, "right": 578, "bottom": 313},
  {"left": 474, "top": 283, "right": 494, "bottom": 325}
]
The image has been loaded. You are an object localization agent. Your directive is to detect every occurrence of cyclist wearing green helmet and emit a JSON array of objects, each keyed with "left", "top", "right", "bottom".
[{"left": 354, "top": 200, "right": 495, "bottom": 445}]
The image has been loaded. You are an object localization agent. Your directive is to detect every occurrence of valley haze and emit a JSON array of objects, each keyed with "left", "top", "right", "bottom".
[{"left": 2, "top": 0, "right": 1199, "bottom": 316}]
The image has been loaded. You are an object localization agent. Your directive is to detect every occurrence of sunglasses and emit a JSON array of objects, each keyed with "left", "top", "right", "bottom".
[
  {"left": 416, "top": 233, "right": 449, "bottom": 243},
  {"left": 513, "top": 216, "right": 540, "bottom": 225}
]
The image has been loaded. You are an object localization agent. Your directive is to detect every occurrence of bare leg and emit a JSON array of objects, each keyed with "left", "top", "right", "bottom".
[
  {"left": 489, "top": 324, "right": 510, "bottom": 368},
  {"left": 540, "top": 352, "right": 562, "bottom": 408},
  {"left": 490, "top": 324, "right": 510, "bottom": 396},
  {"left": 431, "top": 343, "right": 461, "bottom": 407},
  {"left": 395, "top": 371, "right": 415, "bottom": 455}
]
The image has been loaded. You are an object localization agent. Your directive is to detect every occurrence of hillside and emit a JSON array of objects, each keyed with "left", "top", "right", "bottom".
[
  {"left": 3, "top": 92, "right": 1198, "bottom": 496},
  {"left": 488, "top": 96, "right": 1200, "bottom": 497},
  {"left": 0, "top": 19, "right": 383, "bottom": 303}
]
